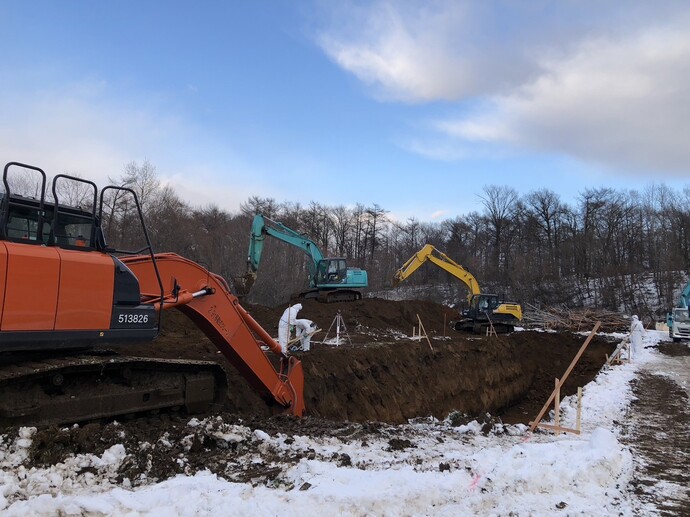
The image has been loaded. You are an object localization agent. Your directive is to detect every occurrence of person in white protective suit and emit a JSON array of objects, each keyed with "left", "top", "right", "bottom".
[
  {"left": 630, "top": 315, "right": 644, "bottom": 358},
  {"left": 293, "top": 318, "right": 317, "bottom": 351},
  {"left": 278, "top": 303, "right": 302, "bottom": 354}
]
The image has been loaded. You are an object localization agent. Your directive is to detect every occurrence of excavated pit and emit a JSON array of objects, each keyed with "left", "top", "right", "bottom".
[
  {"left": 118, "top": 297, "right": 616, "bottom": 425},
  {"left": 14, "top": 297, "right": 618, "bottom": 488}
]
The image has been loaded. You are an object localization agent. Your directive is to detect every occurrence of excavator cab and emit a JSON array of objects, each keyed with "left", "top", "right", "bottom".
[
  {"left": 316, "top": 258, "right": 347, "bottom": 284},
  {"left": 469, "top": 294, "right": 500, "bottom": 314},
  {"left": 462, "top": 293, "right": 521, "bottom": 333},
  {"left": 1, "top": 194, "right": 100, "bottom": 249},
  {"left": 0, "top": 165, "right": 105, "bottom": 251}
]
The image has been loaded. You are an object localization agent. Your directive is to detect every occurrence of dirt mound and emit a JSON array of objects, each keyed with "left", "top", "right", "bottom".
[
  {"left": 246, "top": 297, "right": 459, "bottom": 341},
  {"left": 117, "top": 298, "right": 614, "bottom": 425},
  {"left": 297, "top": 330, "right": 613, "bottom": 424}
]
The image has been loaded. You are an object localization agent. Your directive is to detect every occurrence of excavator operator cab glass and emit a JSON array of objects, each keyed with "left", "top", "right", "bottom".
[
  {"left": 317, "top": 258, "right": 347, "bottom": 284},
  {"left": 52, "top": 211, "right": 94, "bottom": 248},
  {"left": 472, "top": 294, "right": 499, "bottom": 312},
  {"left": 2, "top": 199, "right": 52, "bottom": 244}
]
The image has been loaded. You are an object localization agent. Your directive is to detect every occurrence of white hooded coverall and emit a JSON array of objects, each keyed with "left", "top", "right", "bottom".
[
  {"left": 294, "top": 318, "right": 316, "bottom": 351},
  {"left": 630, "top": 315, "right": 644, "bottom": 357},
  {"left": 278, "top": 303, "right": 302, "bottom": 354}
]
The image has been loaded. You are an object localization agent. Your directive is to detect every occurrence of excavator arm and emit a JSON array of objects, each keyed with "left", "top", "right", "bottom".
[
  {"left": 393, "top": 244, "right": 480, "bottom": 298},
  {"left": 246, "top": 214, "right": 324, "bottom": 290},
  {"left": 122, "top": 252, "right": 305, "bottom": 416},
  {"left": 677, "top": 282, "right": 690, "bottom": 308}
]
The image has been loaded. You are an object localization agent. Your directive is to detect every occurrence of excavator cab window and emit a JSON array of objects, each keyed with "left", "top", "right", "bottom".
[
  {"left": 3, "top": 202, "right": 52, "bottom": 244},
  {"left": 2, "top": 201, "right": 96, "bottom": 249},
  {"left": 52, "top": 212, "right": 94, "bottom": 248},
  {"left": 471, "top": 294, "right": 499, "bottom": 312},
  {"left": 673, "top": 307, "right": 690, "bottom": 322},
  {"left": 316, "top": 258, "right": 347, "bottom": 284}
]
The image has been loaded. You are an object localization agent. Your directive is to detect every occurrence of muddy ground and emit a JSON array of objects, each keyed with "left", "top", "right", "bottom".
[
  {"left": 8, "top": 297, "right": 689, "bottom": 513},
  {"left": 621, "top": 342, "right": 690, "bottom": 516},
  {"left": 114, "top": 297, "right": 615, "bottom": 425},
  {"left": 17, "top": 297, "right": 619, "bottom": 489}
]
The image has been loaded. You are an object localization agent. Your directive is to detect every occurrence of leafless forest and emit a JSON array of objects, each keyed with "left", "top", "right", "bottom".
[{"left": 44, "top": 161, "right": 690, "bottom": 320}]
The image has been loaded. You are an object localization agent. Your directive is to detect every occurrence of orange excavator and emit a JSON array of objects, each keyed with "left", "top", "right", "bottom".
[{"left": 0, "top": 162, "right": 304, "bottom": 426}]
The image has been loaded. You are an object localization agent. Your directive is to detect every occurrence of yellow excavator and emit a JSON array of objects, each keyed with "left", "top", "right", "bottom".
[{"left": 393, "top": 244, "right": 522, "bottom": 333}]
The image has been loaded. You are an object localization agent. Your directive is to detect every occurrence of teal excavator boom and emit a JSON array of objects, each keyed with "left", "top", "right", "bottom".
[{"left": 245, "top": 214, "right": 367, "bottom": 302}]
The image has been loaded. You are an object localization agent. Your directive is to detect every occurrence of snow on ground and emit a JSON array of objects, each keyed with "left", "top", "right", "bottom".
[{"left": 0, "top": 330, "right": 676, "bottom": 516}]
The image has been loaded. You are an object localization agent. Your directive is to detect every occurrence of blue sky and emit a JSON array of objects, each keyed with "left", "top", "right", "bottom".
[{"left": 1, "top": 1, "right": 689, "bottom": 222}]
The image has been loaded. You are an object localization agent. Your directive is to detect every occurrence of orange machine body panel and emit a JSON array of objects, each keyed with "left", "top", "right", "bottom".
[
  {"left": 0, "top": 243, "right": 7, "bottom": 319},
  {"left": 1, "top": 242, "right": 61, "bottom": 330},
  {"left": 54, "top": 248, "right": 114, "bottom": 330},
  {"left": 0, "top": 242, "right": 115, "bottom": 332}
]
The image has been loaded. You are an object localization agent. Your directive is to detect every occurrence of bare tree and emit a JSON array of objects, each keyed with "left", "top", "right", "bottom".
[{"left": 478, "top": 185, "right": 519, "bottom": 276}]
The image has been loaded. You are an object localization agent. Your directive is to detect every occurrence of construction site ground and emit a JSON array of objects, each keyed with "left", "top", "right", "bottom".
[
  {"left": 5, "top": 298, "right": 689, "bottom": 513},
  {"left": 121, "top": 297, "right": 618, "bottom": 424}
]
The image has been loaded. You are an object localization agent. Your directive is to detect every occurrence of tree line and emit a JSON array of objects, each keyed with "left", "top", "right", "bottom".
[{"left": 38, "top": 161, "right": 690, "bottom": 318}]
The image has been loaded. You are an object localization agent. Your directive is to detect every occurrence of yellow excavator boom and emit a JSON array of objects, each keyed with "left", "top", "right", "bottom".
[{"left": 393, "top": 244, "right": 480, "bottom": 299}]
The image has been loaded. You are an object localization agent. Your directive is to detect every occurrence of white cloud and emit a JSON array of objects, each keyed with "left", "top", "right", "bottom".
[
  {"left": 0, "top": 81, "right": 174, "bottom": 184},
  {"left": 430, "top": 209, "right": 449, "bottom": 220},
  {"left": 0, "top": 78, "right": 260, "bottom": 212},
  {"left": 399, "top": 138, "right": 471, "bottom": 162},
  {"left": 441, "top": 25, "right": 690, "bottom": 174},
  {"left": 316, "top": 1, "right": 537, "bottom": 102},
  {"left": 315, "top": 1, "right": 690, "bottom": 174}
]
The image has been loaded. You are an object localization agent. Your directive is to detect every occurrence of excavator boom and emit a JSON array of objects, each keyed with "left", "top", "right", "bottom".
[
  {"left": 122, "top": 253, "right": 304, "bottom": 415},
  {"left": 393, "top": 244, "right": 480, "bottom": 297}
]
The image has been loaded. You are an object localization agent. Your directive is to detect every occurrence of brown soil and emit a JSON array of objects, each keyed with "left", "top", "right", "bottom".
[
  {"left": 621, "top": 343, "right": 690, "bottom": 516},
  {"left": 16, "top": 297, "right": 619, "bottom": 490},
  {"left": 116, "top": 297, "right": 615, "bottom": 425}
]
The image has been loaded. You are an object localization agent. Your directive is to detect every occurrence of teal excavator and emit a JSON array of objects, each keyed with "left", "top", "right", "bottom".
[{"left": 245, "top": 214, "right": 368, "bottom": 303}]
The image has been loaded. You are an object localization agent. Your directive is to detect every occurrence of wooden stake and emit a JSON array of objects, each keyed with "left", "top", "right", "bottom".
[
  {"left": 576, "top": 387, "right": 582, "bottom": 432},
  {"left": 534, "top": 423, "right": 580, "bottom": 435},
  {"left": 416, "top": 314, "right": 433, "bottom": 351},
  {"left": 529, "top": 321, "right": 601, "bottom": 433},
  {"left": 554, "top": 378, "right": 560, "bottom": 431}
]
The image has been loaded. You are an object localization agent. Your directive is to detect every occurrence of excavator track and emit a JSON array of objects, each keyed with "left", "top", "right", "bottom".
[
  {"left": 0, "top": 353, "right": 228, "bottom": 428},
  {"left": 296, "top": 288, "right": 362, "bottom": 303},
  {"left": 450, "top": 319, "right": 514, "bottom": 334}
]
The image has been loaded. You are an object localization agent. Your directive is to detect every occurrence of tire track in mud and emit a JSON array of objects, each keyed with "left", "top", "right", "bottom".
[{"left": 622, "top": 345, "right": 690, "bottom": 516}]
